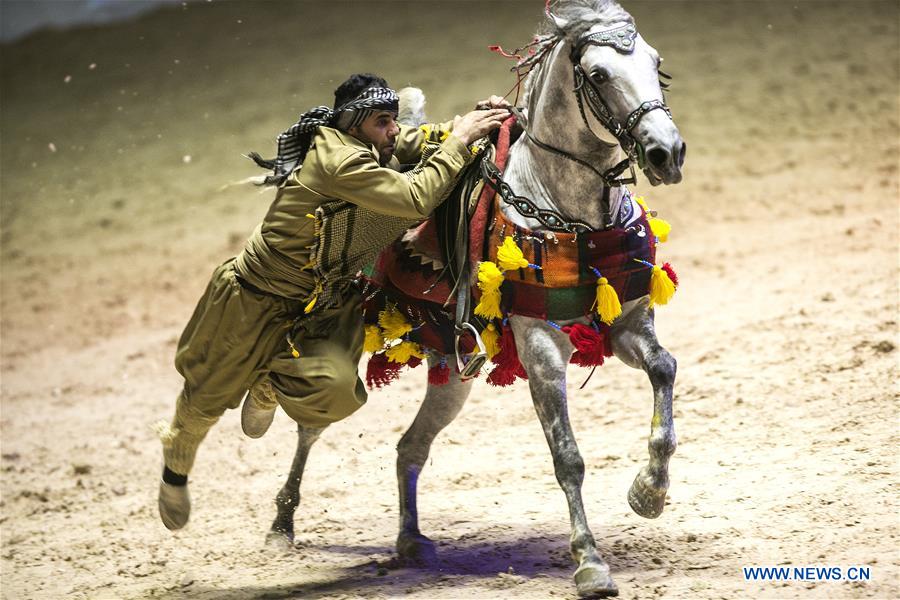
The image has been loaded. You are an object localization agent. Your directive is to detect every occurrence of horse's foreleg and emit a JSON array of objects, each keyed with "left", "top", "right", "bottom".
[
  {"left": 396, "top": 354, "right": 473, "bottom": 564},
  {"left": 510, "top": 317, "right": 618, "bottom": 598},
  {"left": 611, "top": 302, "right": 677, "bottom": 519},
  {"left": 266, "top": 423, "right": 327, "bottom": 548}
]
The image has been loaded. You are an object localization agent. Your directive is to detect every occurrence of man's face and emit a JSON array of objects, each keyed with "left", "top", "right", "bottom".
[{"left": 349, "top": 110, "right": 400, "bottom": 166}]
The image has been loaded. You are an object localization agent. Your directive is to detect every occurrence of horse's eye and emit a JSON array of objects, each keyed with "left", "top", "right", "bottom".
[{"left": 590, "top": 69, "right": 609, "bottom": 84}]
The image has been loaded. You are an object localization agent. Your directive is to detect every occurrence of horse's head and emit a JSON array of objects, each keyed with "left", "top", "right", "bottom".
[
  {"left": 569, "top": 19, "right": 685, "bottom": 185},
  {"left": 528, "top": 1, "right": 685, "bottom": 188}
]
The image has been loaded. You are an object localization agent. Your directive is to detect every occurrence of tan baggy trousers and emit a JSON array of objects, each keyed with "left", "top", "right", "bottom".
[{"left": 162, "top": 259, "right": 366, "bottom": 475}]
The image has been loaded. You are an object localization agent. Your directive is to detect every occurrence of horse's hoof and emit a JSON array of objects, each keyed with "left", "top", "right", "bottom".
[
  {"left": 265, "top": 529, "right": 294, "bottom": 551},
  {"left": 574, "top": 561, "right": 618, "bottom": 598},
  {"left": 396, "top": 531, "right": 438, "bottom": 565},
  {"left": 627, "top": 468, "right": 668, "bottom": 519}
]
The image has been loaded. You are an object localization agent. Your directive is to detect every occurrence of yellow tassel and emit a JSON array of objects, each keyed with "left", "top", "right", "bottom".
[
  {"left": 481, "top": 322, "right": 500, "bottom": 359},
  {"left": 287, "top": 335, "right": 301, "bottom": 358},
  {"left": 595, "top": 276, "right": 622, "bottom": 324},
  {"left": 364, "top": 325, "right": 385, "bottom": 353},
  {"left": 648, "top": 217, "right": 671, "bottom": 242},
  {"left": 303, "top": 280, "right": 324, "bottom": 314},
  {"left": 649, "top": 265, "right": 676, "bottom": 307},
  {"left": 378, "top": 305, "right": 412, "bottom": 340},
  {"left": 386, "top": 340, "right": 425, "bottom": 364},
  {"left": 475, "top": 288, "right": 503, "bottom": 320},
  {"left": 418, "top": 125, "right": 449, "bottom": 153},
  {"left": 497, "top": 236, "right": 530, "bottom": 271},
  {"left": 474, "top": 261, "right": 504, "bottom": 319},
  {"left": 418, "top": 124, "right": 432, "bottom": 153},
  {"left": 635, "top": 196, "right": 671, "bottom": 242}
]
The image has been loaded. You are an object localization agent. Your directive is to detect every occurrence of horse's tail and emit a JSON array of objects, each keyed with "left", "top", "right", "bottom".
[{"left": 398, "top": 87, "right": 428, "bottom": 127}]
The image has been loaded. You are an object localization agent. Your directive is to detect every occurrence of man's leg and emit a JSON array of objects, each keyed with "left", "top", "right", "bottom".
[
  {"left": 157, "top": 260, "right": 297, "bottom": 529},
  {"left": 258, "top": 298, "right": 366, "bottom": 539},
  {"left": 157, "top": 389, "right": 224, "bottom": 530},
  {"left": 241, "top": 378, "right": 280, "bottom": 439},
  {"left": 266, "top": 296, "right": 367, "bottom": 429}
]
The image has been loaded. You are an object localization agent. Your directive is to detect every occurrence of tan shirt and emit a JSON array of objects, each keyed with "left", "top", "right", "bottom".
[{"left": 234, "top": 122, "right": 472, "bottom": 299}]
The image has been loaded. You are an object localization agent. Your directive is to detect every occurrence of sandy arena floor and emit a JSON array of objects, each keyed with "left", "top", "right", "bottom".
[{"left": 1, "top": 1, "right": 898, "bottom": 598}]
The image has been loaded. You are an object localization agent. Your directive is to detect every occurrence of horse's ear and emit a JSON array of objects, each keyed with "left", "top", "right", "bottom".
[{"left": 398, "top": 87, "right": 428, "bottom": 127}]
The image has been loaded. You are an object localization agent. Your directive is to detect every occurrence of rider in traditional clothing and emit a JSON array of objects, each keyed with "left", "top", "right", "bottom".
[{"left": 157, "top": 73, "right": 509, "bottom": 530}]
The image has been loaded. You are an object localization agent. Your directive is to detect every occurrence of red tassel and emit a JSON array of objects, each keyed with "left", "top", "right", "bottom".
[
  {"left": 563, "top": 323, "right": 607, "bottom": 367},
  {"left": 427, "top": 360, "right": 450, "bottom": 385},
  {"left": 491, "top": 323, "right": 515, "bottom": 365},
  {"left": 406, "top": 356, "right": 423, "bottom": 370},
  {"left": 366, "top": 353, "right": 402, "bottom": 389},
  {"left": 487, "top": 365, "right": 517, "bottom": 387},
  {"left": 598, "top": 322, "right": 614, "bottom": 358},
  {"left": 487, "top": 323, "right": 528, "bottom": 386},
  {"left": 488, "top": 44, "right": 522, "bottom": 60},
  {"left": 661, "top": 262, "right": 679, "bottom": 288}
]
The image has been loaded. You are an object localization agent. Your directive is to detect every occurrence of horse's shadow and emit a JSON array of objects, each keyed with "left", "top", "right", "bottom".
[{"left": 170, "top": 527, "right": 696, "bottom": 599}]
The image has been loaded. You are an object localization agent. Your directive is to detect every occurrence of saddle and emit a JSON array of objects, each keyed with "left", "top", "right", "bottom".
[{"left": 363, "top": 118, "right": 521, "bottom": 370}]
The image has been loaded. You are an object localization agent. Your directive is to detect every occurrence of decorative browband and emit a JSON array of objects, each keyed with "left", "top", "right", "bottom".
[{"left": 576, "top": 24, "right": 638, "bottom": 56}]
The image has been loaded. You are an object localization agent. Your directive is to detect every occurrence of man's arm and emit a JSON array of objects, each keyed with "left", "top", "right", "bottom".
[
  {"left": 325, "top": 134, "right": 474, "bottom": 219},
  {"left": 393, "top": 120, "right": 454, "bottom": 166},
  {"left": 325, "top": 107, "right": 508, "bottom": 219},
  {"left": 393, "top": 96, "right": 510, "bottom": 165}
]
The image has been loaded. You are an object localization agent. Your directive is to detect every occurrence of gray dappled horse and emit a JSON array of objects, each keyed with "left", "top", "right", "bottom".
[{"left": 268, "top": 1, "right": 685, "bottom": 596}]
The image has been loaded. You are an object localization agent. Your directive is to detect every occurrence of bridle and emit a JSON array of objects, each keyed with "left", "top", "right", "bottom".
[{"left": 518, "top": 22, "right": 674, "bottom": 224}]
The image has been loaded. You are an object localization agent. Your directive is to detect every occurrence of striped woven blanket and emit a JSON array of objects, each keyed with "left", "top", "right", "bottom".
[{"left": 363, "top": 194, "right": 656, "bottom": 356}]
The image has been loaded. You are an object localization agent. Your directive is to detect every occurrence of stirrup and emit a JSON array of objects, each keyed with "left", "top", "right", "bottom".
[{"left": 455, "top": 322, "right": 488, "bottom": 381}]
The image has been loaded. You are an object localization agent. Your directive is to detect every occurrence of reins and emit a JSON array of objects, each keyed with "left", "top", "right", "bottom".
[{"left": 481, "top": 157, "right": 595, "bottom": 234}]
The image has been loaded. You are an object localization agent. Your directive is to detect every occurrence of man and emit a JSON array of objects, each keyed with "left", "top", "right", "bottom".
[{"left": 157, "top": 73, "right": 508, "bottom": 530}]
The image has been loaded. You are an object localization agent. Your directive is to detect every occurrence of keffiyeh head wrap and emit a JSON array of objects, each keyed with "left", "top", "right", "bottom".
[{"left": 248, "top": 86, "right": 400, "bottom": 186}]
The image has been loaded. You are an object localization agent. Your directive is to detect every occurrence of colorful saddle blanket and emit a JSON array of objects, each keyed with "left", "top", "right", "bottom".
[
  {"left": 483, "top": 193, "right": 656, "bottom": 321},
  {"left": 365, "top": 195, "right": 657, "bottom": 360}
]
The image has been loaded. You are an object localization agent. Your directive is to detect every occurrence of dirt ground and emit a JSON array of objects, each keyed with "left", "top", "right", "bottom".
[{"left": 1, "top": 1, "right": 898, "bottom": 599}]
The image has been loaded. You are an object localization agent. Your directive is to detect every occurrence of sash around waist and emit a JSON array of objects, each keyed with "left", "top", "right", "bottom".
[{"left": 233, "top": 226, "right": 317, "bottom": 301}]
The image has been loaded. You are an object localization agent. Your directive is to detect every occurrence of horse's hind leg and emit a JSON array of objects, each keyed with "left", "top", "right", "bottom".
[
  {"left": 396, "top": 353, "right": 473, "bottom": 564},
  {"left": 510, "top": 316, "right": 618, "bottom": 598},
  {"left": 266, "top": 423, "right": 327, "bottom": 548},
  {"left": 610, "top": 301, "right": 677, "bottom": 519}
]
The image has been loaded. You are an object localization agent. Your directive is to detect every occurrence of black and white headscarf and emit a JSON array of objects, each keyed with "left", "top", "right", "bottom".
[{"left": 248, "top": 86, "right": 400, "bottom": 186}]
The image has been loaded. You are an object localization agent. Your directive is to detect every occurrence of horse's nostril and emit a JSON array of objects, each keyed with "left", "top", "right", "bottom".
[
  {"left": 677, "top": 142, "right": 687, "bottom": 167},
  {"left": 647, "top": 147, "right": 668, "bottom": 169}
]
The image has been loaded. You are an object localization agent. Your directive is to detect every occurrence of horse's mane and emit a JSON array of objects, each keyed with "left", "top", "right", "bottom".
[
  {"left": 542, "top": 0, "right": 633, "bottom": 43},
  {"left": 521, "top": 0, "right": 633, "bottom": 112}
]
